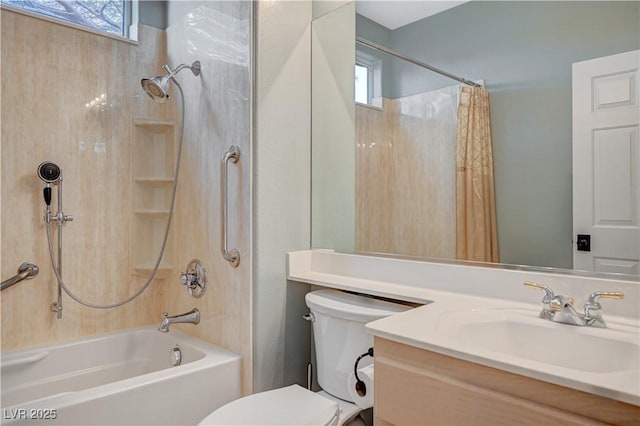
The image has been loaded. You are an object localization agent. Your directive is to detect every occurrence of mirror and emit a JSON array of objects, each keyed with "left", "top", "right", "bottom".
[{"left": 311, "top": 1, "right": 639, "bottom": 275}]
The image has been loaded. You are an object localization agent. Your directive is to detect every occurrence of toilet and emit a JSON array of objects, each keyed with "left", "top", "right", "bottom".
[{"left": 199, "top": 289, "right": 409, "bottom": 426}]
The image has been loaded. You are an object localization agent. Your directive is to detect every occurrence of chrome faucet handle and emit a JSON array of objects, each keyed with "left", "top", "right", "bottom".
[
  {"left": 179, "top": 271, "right": 192, "bottom": 286},
  {"left": 524, "top": 281, "right": 555, "bottom": 303},
  {"left": 179, "top": 259, "right": 207, "bottom": 298},
  {"left": 584, "top": 291, "right": 624, "bottom": 320},
  {"left": 525, "top": 281, "right": 558, "bottom": 320}
]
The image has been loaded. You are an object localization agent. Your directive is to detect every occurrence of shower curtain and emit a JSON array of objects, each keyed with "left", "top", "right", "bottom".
[{"left": 455, "top": 86, "right": 499, "bottom": 262}]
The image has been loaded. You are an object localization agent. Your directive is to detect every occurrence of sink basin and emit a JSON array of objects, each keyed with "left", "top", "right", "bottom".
[{"left": 440, "top": 308, "right": 640, "bottom": 374}]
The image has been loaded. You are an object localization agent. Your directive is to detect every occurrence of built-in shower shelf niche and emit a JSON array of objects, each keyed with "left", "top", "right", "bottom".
[
  {"left": 132, "top": 117, "right": 177, "bottom": 279},
  {"left": 133, "top": 118, "right": 176, "bottom": 179}
]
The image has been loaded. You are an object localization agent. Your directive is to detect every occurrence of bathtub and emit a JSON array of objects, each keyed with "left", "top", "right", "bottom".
[{"left": 1, "top": 327, "right": 241, "bottom": 425}]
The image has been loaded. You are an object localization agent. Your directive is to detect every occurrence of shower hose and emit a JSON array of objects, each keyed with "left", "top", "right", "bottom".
[{"left": 45, "top": 82, "right": 186, "bottom": 309}]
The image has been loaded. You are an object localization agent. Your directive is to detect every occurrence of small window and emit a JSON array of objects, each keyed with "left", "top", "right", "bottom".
[
  {"left": 355, "top": 52, "right": 382, "bottom": 108},
  {"left": 1, "top": 0, "right": 136, "bottom": 40},
  {"left": 355, "top": 63, "right": 371, "bottom": 105}
]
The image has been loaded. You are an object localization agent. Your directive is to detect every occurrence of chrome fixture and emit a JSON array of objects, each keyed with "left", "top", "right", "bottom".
[
  {"left": 38, "top": 161, "right": 73, "bottom": 319},
  {"left": 159, "top": 308, "right": 200, "bottom": 332},
  {"left": 582, "top": 291, "right": 625, "bottom": 328},
  {"left": 180, "top": 259, "right": 207, "bottom": 298},
  {"left": 524, "top": 281, "right": 624, "bottom": 328},
  {"left": 524, "top": 281, "right": 556, "bottom": 320},
  {"left": 356, "top": 37, "right": 481, "bottom": 88},
  {"left": 1, "top": 262, "right": 39, "bottom": 291},
  {"left": 221, "top": 145, "right": 240, "bottom": 267},
  {"left": 141, "top": 61, "right": 201, "bottom": 103},
  {"left": 170, "top": 346, "right": 182, "bottom": 366}
]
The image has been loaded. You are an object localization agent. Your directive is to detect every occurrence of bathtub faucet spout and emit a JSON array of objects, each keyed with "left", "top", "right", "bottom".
[{"left": 159, "top": 308, "right": 200, "bottom": 332}]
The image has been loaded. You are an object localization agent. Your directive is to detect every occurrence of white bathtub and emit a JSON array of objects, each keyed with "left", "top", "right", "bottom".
[{"left": 1, "top": 327, "right": 241, "bottom": 425}]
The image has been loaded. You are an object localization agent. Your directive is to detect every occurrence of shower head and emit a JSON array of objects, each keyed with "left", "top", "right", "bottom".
[
  {"left": 37, "top": 161, "right": 61, "bottom": 184},
  {"left": 37, "top": 161, "right": 61, "bottom": 206},
  {"left": 141, "top": 75, "right": 171, "bottom": 103},
  {"left": 141, "top": 61, "right": 201, "bottom": 103}
]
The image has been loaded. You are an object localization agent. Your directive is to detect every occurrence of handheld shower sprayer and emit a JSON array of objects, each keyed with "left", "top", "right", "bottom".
[
  {"left": 37, "top": 161, "right": 61, "bottom": 206},
  {"left": 141, "top": 61, "right": 201, "bottom": 103},
  {"left": 37, "top": 161, "right": 72, "bottom": 319}
]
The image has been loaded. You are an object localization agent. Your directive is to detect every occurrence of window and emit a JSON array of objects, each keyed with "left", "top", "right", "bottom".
[
  {"left": 355, "top": 51, "right": 382, "bottom": 108},
  {"left": 355, "top": 63, "right": 370, "bottom": 105},
  {"left": 1, "top": 0, "right": 137, "bottom": 40}
]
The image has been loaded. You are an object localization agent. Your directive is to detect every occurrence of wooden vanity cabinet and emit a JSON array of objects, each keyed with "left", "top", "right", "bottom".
[{"left": 374, "top": 337, "right": 640, "bottom": 426}]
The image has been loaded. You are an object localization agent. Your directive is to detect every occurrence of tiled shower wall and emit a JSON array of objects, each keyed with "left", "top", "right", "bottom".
[
  {"left": 1, "top": 10, "right": 171, "bottom": 349},
  {"left": 356, "top": 86, "right": 459, "bottom": 258},
  {"left": 1, "top": 5, "right": 253, "bottom": 394}
]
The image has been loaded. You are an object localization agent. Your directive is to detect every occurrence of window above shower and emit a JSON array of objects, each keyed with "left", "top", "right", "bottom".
[
  {"left": 355, "top": 51, "right": 383, "bottom": 108},
  {"left": 354, "top": 63, "right": 369, "bottom": 104},
  {"left": 1, "top": 0, "right": 138, "bottom": 41}
]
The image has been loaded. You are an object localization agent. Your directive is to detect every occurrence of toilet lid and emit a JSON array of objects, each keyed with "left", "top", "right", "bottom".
[{"left": 199, "top": 385, "right": 339, "bottom": 426}]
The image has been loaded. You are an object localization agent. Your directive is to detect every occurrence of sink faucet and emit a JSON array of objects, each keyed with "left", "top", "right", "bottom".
[
  {"left": 159, "top": 308, "right": 200, "bottom": 332},
  {"left": 524, "top": 282, "right": 623, "bottom": 328},
  {"left": 547, "top": 294, "right": 584, "bottom": 326}
]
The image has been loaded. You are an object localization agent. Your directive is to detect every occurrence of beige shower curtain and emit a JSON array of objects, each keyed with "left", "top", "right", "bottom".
[{"left": 455, "top": 86, "right": 499, "bottom": 262}]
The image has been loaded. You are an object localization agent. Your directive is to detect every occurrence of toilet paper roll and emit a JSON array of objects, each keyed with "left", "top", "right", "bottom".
[{"left": 347, "top": 364, "right": 375, "bottom": 409}]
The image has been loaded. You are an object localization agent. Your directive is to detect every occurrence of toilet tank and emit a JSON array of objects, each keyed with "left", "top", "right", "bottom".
[{"left": 305, "top": 290, "right": 410, "bottom": 401}]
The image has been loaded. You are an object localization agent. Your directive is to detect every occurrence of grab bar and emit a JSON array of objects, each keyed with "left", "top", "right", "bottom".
[
  {"left": 221, "top": 145, "right": 240, "bottom": 267},
  {"left": 1, "top": 262, "right": 39, "bottom": 291}
]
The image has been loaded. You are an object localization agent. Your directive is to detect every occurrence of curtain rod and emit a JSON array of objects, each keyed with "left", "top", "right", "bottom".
[{"left": 356, "top": 37, "right": 482, "bottom": 88}]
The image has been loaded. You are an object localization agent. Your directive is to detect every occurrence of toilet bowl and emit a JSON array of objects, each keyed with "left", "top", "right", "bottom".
[{"left": 199, "top": 290, "right": 409, "bottom": 426}]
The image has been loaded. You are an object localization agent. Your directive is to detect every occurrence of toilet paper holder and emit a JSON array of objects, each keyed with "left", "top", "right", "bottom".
[{"left": 353, "top": 347, "right": 374, "bottom": 397}]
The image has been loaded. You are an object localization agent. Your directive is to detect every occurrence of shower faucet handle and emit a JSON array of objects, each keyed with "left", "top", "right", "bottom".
[
  {"left": 179, "top": 259, "right": 207, "bottom": 298},
  {"left": 180, "top": 271, "right": 196, "bottom": 286}
]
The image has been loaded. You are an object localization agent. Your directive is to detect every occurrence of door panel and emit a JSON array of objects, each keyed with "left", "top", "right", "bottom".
[{"left": 572, "top": 50, "right": 640, "bottom": 274}]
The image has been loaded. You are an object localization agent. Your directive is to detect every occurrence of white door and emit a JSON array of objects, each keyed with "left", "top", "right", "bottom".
[{"left": 573, "top": 50, "right": 640, "bottom": 275}]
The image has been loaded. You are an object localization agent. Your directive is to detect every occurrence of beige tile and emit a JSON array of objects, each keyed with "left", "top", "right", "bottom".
[
  {"left": 1, "top": 12, "right": 172, "bottom": 350},
  {"left": 356, "top": 87, "right": 458, "bottom": 259}
]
